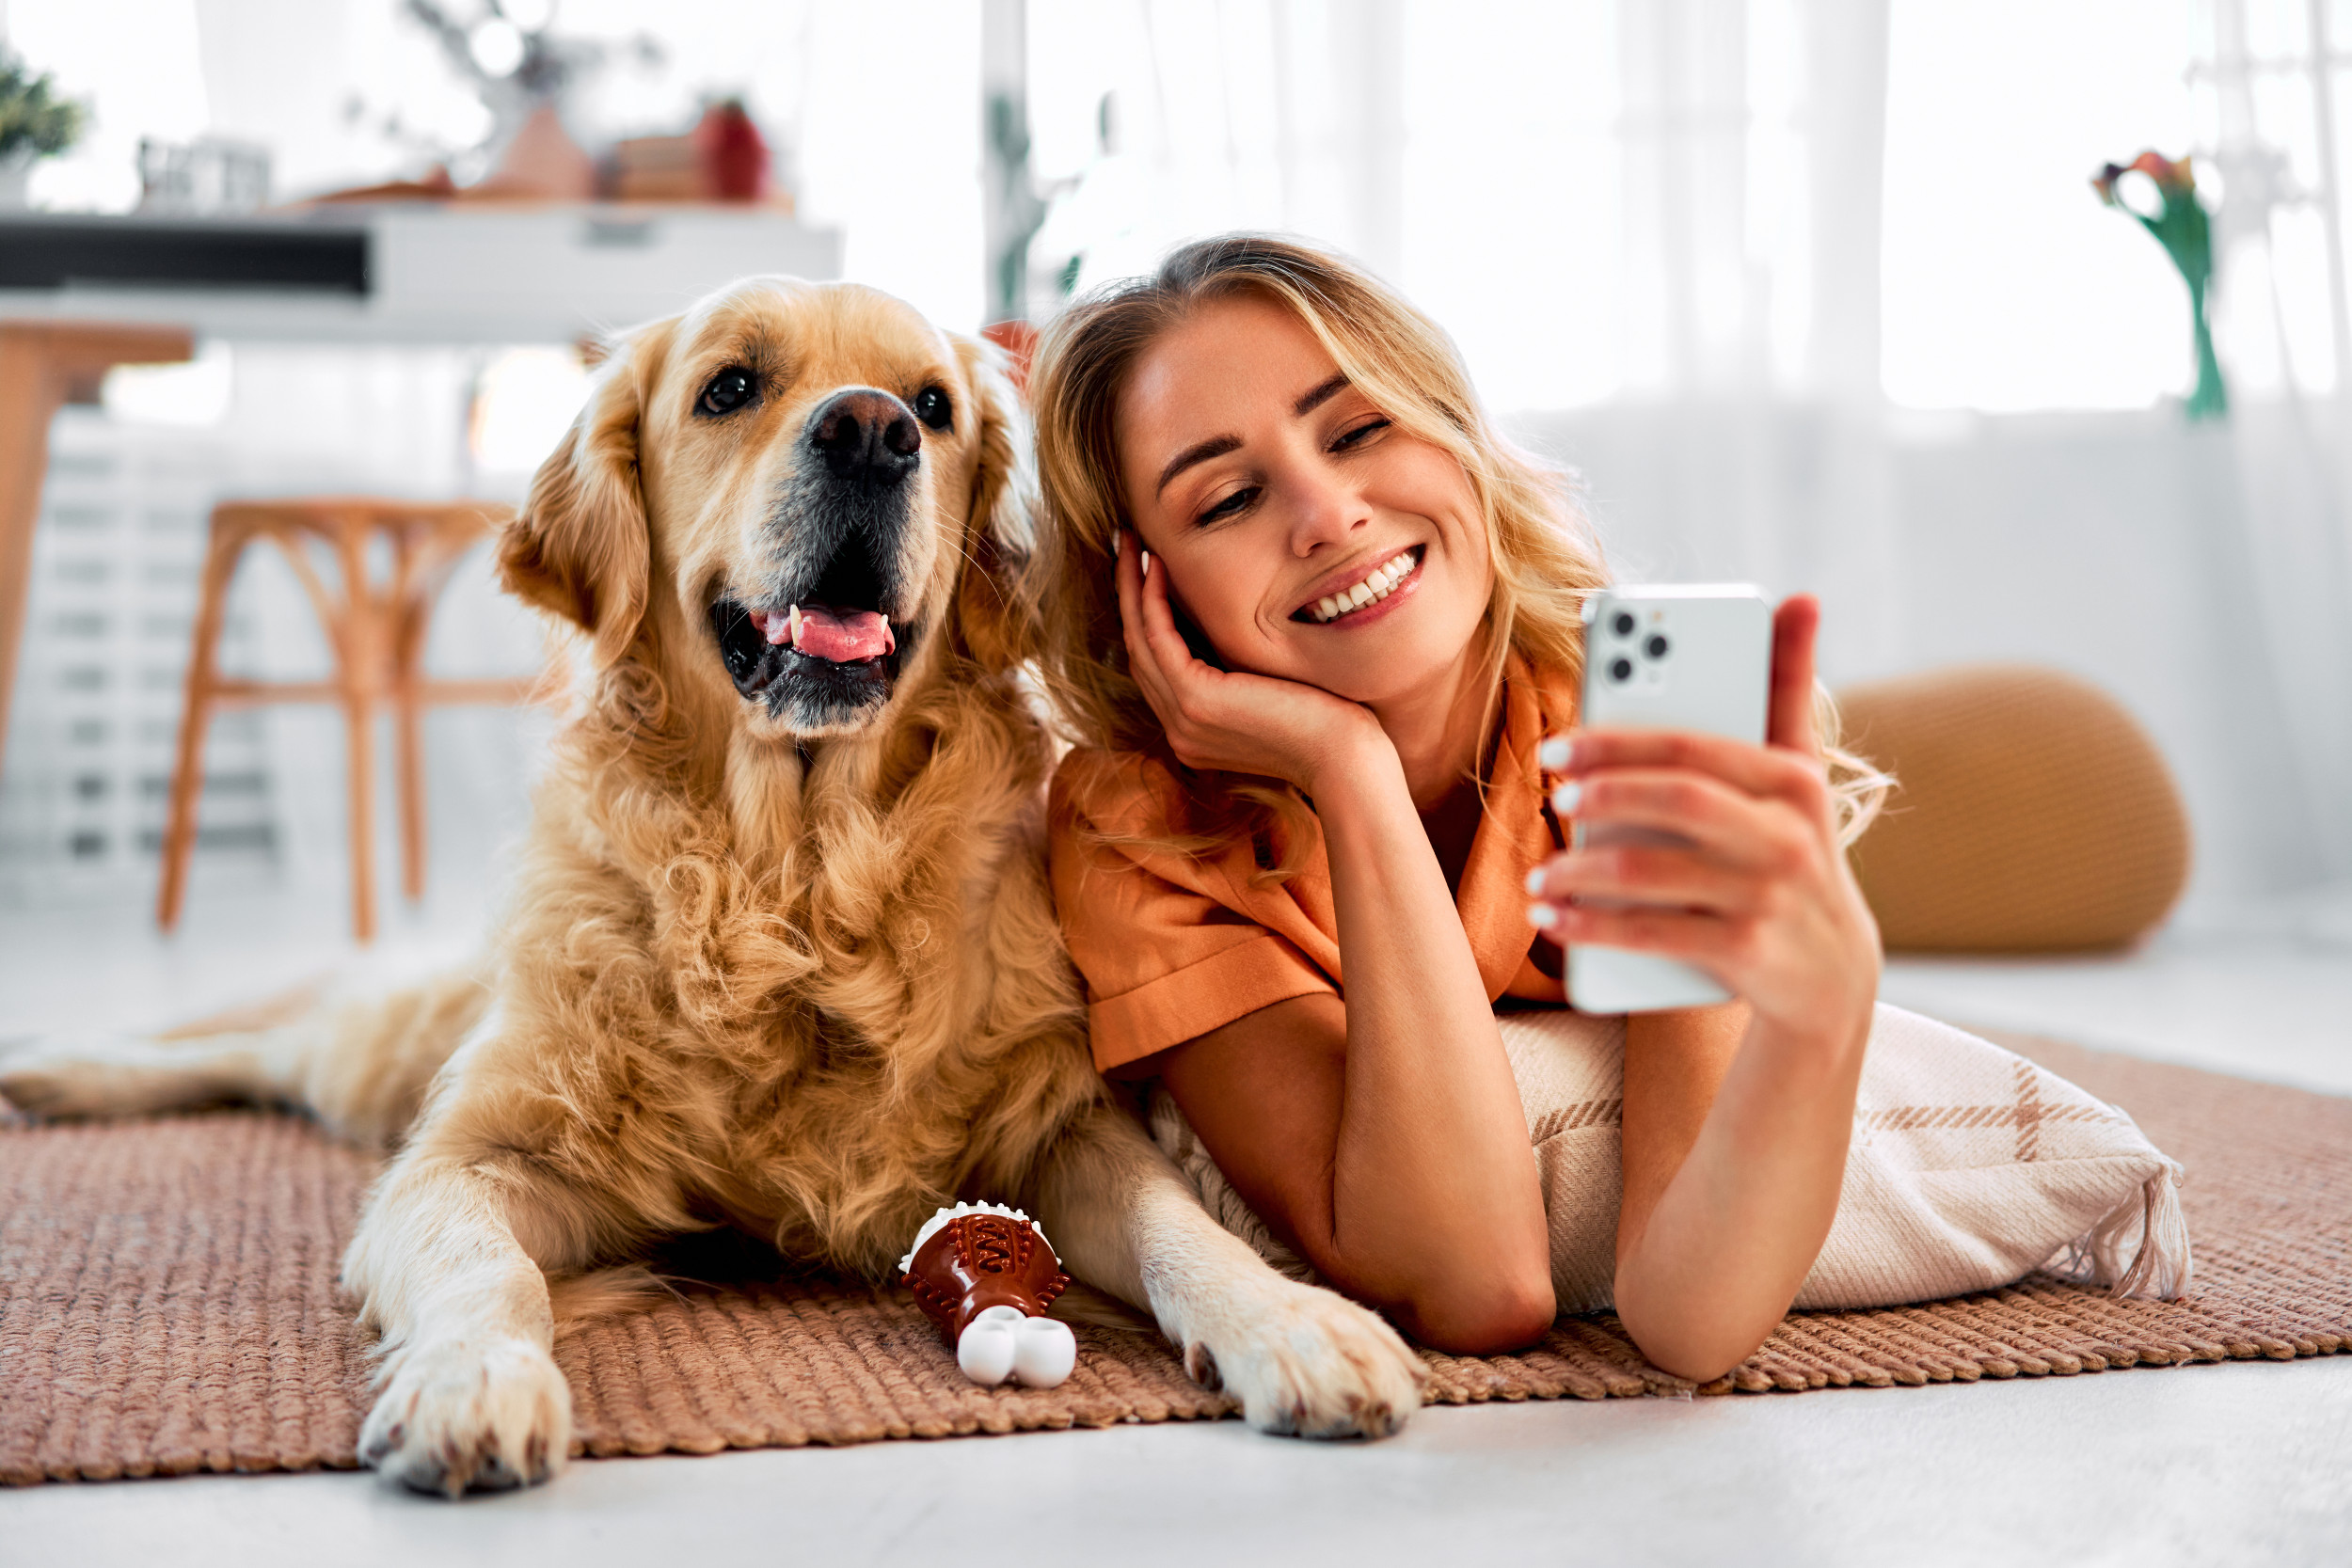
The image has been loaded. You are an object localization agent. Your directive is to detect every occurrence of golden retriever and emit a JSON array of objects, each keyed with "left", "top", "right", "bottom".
[{"left": 0, "top": 278, "right": 1424, "bottom": 1495}]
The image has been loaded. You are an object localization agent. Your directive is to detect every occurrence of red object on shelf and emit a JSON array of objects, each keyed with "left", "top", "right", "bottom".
[{"left": 696, "top": 101, "right": 770, "bottom": 203}]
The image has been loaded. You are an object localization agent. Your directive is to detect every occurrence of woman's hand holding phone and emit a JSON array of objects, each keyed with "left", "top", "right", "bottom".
[
  {"left": 1115, "top": 531, "right": 1388, "bottom": 793},
  {"left": 1529, "top": 595, "right": 1883, "bottom": 1380},
  {"left": 1524, "top": 596, "right": 1881, "bottom": 1047}
]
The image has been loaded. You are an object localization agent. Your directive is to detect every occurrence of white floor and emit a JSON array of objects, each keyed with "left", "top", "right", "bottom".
[{"left": 3, "top": 881, "right": 2349, "bottom": 1567}]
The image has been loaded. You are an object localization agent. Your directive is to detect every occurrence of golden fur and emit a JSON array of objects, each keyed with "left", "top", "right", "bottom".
[
  {"left": 2, "top": 278, "right": 1428, "bottom": 1495},
  {"left": 434, "top": 283, "right": 1100, "bottom": 1276}
]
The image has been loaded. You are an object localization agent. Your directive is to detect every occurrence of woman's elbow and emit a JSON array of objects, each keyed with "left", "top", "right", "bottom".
[
  {"left": 1402, "top": 1267, "right": 1557, "bottom": 1355},
  {"left": 1616, "top": 1306, "right": 1772, "bottom": 1384}
]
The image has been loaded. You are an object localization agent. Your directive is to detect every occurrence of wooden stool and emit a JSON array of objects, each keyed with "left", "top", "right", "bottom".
[{"left": 156, "top": 498, "right": 535, "bottom": 942}]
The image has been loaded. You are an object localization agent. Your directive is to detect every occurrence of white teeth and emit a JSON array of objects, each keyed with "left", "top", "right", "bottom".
[
  {"left": 788, "top": 604, "right": 803, "bottom": 647},
  {"left": 1311, "top": 550, "right": 1418, "bottom": 623}
]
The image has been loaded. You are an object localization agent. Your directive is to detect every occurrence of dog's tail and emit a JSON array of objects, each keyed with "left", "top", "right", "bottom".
[
  {"left": 546, "top": 1265, "right": 680, "bottom": 1339},
  {"left": 0, "top": 962, "right": 493, "bottom": 1151}
]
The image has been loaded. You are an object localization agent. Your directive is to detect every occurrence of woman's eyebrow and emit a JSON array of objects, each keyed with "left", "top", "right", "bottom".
[
  {"left": 1293, "top": 372, "right": 1349, "bottom": 416},
  {"left": 1155, "top": 435, "right": 1242, "bottom": 497},
  {"left": 1152, "top": 373, "right": 1353, "bottom": 498}
]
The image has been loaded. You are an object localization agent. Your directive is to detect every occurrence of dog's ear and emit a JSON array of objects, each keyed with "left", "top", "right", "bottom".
[
  {"left": 498, "top": 321, "right": 673, "bottom": 669},
  {"left": 948, "top": 333, "right": 1039, "bottom": 672}
]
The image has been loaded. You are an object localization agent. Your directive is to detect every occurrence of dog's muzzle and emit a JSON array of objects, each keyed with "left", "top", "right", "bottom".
[{"left": 710, "top": 388, "right": 927, "bottom": 729}]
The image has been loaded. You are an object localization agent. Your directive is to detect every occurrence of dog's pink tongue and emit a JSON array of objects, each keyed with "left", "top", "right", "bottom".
[
  {"left": 795, "top": 606, "right": 896, "bottom": 662},
  {"left": 746, "top": 605, "right": 896, "bottom": 662}
]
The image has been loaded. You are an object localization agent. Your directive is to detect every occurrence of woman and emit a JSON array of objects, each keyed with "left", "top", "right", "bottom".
[{"left": 1028, "top": 235, "right": 1885, "bottom": 1378}]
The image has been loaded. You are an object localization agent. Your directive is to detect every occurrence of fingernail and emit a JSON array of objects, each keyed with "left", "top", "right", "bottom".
[
  {"left": 1140, "top": 549, "right": 1152, "bottom": 576},
  {"left": 1526, "top": 902, "right": 1559, "bottom": 929},
  {"left": 1524, "top": 866, "right": 1546, "bottom": 895},
  {"left": 1537, "top": 736, "right": 1570, "bottom": 771},
  {"left": 1550, "top": 781, "right": 1581, "bottom": 816},
  {"left": 1112, "top": 529, "right": 1125, "bottom": 558}
]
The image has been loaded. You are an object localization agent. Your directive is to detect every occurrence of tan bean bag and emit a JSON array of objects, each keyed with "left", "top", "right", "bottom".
[{"left": 1836, "top": 665, "right": 2190, "bottom": 953}]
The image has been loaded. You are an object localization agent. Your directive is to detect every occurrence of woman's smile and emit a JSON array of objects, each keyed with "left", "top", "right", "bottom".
[{"left": 1293, "top": 544, "right": 1423, "bottom": 626}]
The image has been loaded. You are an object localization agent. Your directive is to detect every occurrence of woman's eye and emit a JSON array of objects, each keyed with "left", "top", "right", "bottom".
[
  {"left": 1333, "top": 417, "right": 1391, "bottom": 450},
  {"left": 913, "top": 387, "right": 954, "bottom": 430},
  {"left": 1200, "top": 486, "right": 1257, "bottom": 525},
  {"left": 697, "top": 368, "right": 756, "bottom": 417}
]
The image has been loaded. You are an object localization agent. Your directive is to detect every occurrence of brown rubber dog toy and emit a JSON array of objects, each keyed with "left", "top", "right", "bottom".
[{"left": 899, "top": 1203, "right": 1076, "bottom": 1387}]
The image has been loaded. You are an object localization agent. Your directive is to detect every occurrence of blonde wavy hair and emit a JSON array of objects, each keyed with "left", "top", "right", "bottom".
[{"left": 1025, "top": 234, "right": 1883, "bottom": 873}]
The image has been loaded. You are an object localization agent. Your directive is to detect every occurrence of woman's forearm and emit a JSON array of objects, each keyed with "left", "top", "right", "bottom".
[
  {"left": 1306, "top": 736, "right": 1553, "bottom": 1347},
  {"left": 1612, "top": 1010, "right": 1869, "bottom": 1380}
]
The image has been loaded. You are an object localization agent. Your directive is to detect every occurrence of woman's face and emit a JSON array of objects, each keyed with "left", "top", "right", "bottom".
[{"left": 1115, "top": 293, "right": 1494, "bottom": 707}]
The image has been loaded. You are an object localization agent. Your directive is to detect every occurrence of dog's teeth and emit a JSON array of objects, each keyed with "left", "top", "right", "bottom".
[{"left": 788, "top": 605, "right": 803, "bottom": 649}]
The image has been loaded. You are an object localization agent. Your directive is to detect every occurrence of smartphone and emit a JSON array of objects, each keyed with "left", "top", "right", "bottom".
[{"left": 1565, "top": 584, "right": 1772, "bottom": 1015}]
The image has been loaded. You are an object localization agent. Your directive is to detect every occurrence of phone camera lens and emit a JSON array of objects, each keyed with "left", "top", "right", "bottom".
[
  {"left": 1608, "top": 657, "right": 1633, "bottom": 683},
  {"left": 1645, "top": 634, "right": 1670, "bottom": 658},
  {"left": 1611, "top": 611, "right": 1636, "bottom": 638}
]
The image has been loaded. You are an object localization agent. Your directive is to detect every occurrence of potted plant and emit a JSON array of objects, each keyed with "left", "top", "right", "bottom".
[
  {"left": 0, "top": 46, "right": 85, "bottom": 209},
  {"left": 2093, "top": 151, "right": 2227, "bottom": 422}
]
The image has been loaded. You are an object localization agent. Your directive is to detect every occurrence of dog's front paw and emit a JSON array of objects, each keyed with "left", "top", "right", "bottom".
[
  {"left": 359, "top": 1336, "right": 572, "bottom": 1497},
  {"left": 1190, "top": 1280, "right": 1428, "bottom": 1439}
]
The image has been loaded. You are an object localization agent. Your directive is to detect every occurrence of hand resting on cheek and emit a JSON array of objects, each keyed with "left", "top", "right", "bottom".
[{"left": 1114, "top": 530, "right": 1384, "bottom": 796}]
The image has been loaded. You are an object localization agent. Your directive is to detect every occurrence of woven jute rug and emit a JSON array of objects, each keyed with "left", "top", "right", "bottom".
[{"left": 3, "top": 1030, "right": 2346, "bottom": 1485}]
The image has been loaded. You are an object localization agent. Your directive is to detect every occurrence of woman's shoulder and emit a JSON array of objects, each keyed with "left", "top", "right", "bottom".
[{"left": 1048, "top": 746, "right": 1188, "bottom": 843}]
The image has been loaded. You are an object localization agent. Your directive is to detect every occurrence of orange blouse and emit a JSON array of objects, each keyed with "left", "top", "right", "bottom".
[{"left": 1047, "top": 655, "right": 1578, "bottom": 1074}]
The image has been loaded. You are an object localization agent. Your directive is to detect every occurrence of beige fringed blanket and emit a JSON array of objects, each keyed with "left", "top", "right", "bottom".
[{"left": 1155, "top": 1005, "right": 2193, "bottom": 1312}]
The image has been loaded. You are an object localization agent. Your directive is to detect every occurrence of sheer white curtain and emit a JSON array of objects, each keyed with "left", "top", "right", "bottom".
[
  {"left": 2198, "top": 0, "right": 2352, "bottom": 882},
  {"left": 1011, "top": 0, "right": 2346, "bottom": 915},
  {"left": 1022, "top": 0, "right": 1902, "bottom": 670}
]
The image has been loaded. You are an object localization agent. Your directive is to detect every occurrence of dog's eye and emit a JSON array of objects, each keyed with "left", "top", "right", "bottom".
[
  {"left": 697, "top": 368, "right": 757, "bottom": 418},
  {"left": 913, "top": 387, "right": 953, "bottom": 431}
]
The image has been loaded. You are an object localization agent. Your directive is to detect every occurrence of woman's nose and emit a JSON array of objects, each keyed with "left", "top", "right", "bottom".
[{"left": 1285, "top": 467, "right": 1368, "bottom": 555}]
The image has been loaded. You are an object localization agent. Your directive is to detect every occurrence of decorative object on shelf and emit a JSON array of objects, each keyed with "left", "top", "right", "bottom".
[
  {"left": 135, "top": 137, "right": 272, "bottom": 215},
  {"left": 607, "top": 101, "right": 776, "bottom": 206},
  {"left": 0, "top": 45, "right": 86, "bottom": 210},
  {"left": 401, "top": 0, "right": 657, "bottom": 159},
  {"left": 606, "top": 135, "right": 702, "bottom": 202},
  {"left": 898, "top": 1202, "right": 1077, "bottom": 1388},
  {"left": 693, "top": 100, "right": 769, "bottom": 203},
  {"left": 467, "top": 103, "right": 597, "bottom": 201},
  {"left": 2093, "top": 151, "right": 2228, "bottom": 421}
]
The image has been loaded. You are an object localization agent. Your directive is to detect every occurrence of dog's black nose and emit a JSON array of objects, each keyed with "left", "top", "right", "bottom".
[{"left": 810, "top": 389, "right": 922, "bottom": 483}]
